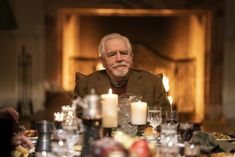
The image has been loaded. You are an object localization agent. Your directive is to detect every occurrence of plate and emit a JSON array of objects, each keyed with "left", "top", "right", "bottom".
[
  {"left": 145, "top": 135, "right": 156, "bottom": 141},
  {"left": 176, "top": 143, "right": 185, "bottom": 147},
  {"left": 28, "top": 137, "right": 38, "bottom": 144},
  {"left": 216, "top": 138, "right": 235, "bottom": 142}
]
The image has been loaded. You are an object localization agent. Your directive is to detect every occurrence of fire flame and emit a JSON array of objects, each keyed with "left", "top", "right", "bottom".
[{"left": 163, "top": 75, "right": 170, "bottom": 92}]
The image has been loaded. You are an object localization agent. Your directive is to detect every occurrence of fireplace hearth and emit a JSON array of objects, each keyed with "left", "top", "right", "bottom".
[{"left": 43, "top": 0, "right": 225, "bottom": 122}]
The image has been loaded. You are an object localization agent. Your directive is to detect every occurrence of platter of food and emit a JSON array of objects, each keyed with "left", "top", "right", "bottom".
[
  {"left": 211, "top": 132, "right": 235, "bottom": 141},
  {"left": 22, "top": 130, "right": 37, "bottom": 137}
]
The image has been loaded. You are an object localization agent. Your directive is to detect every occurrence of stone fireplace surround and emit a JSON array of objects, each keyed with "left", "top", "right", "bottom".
[{"left": 44, "top": 0, "right": 225, "bottom": 122}]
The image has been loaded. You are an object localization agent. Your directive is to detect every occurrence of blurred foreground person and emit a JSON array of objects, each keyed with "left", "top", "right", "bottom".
[{"left": 0, "top": 106, "right": 33, "bottom": 157}]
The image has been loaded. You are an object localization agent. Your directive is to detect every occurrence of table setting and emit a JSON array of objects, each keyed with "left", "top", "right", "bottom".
[{"left": 12, "top": 89, "right": 235, "bottom": 157}]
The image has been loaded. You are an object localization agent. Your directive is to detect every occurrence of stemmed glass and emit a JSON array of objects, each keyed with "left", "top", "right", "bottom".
[
  {"left": 62, "top": 106, "right": 80, "bottom": 156},
  {"left": 147, "top": 106, "right": 162, "bottom": 140},
  {"left": 63, "top": 123, "right": 79, "bottom": 153},
  {"left": 166, "top": 110, "right": 178, "bottom": 127}
]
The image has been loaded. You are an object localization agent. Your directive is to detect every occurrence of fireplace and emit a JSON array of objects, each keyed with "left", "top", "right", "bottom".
[{"left": 56, "top": 8, "right": 212, "bottom": 122}]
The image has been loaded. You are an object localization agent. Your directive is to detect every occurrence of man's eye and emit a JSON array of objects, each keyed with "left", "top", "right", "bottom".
[
  {"left": 120, "top": 50, "right": 129, "bottom": 55},
  {"left": 107, "top": 52, "right": 116, "bottom": 57}
]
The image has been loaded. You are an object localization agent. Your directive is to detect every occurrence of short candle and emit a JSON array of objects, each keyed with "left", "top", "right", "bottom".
[
  {"left": 101, "top": 89, "right": 118, "bottom": 128},
  {"left": 130, "top": 101, "right": 147, "bottom": 125}
]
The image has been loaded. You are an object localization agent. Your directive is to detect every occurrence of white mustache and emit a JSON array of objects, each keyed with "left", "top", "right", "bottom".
[{"left": 112, "top": 62, "right": 128, "bottom": 68}]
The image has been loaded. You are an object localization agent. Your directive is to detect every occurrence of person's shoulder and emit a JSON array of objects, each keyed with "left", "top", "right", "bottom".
[
  {"left": 75, "top": 70, "right": 107, "bottom": 92},
  {"left": 79, "top": 70, "right": 106, "bottom": 82},
  {"left": 86, "top": 70, "right": 106, "bottom": 78},
  {"left": 131, "top": 69, "right": 162, "bottom": 80}
]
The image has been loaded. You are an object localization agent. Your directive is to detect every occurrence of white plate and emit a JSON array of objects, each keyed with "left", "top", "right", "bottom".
[
  {"left": 176, "top": 143, "right": 185, "bottom": 147},
  {"left": 216, "top": 138, "right": 235, "bottom": 142},
  {"left": 145, "top": 135, "right": 156, "bottom": 141}
]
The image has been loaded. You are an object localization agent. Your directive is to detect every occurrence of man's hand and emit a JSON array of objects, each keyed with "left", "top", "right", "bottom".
[
  {"left": 12, "top": 134, "right": 34, "bottom": 149},
  {"left": 0, "top": 107, "right": 19, "bottom": 123}
]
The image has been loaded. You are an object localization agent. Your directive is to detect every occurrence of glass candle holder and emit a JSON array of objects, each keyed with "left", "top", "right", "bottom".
[{"left": 160, "top": 123, "right": 178, "bottom": 146}]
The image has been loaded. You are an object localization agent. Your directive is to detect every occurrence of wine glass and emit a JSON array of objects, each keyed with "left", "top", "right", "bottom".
[
  {"left": 166, "top": 110, "right": 178, "bottom": 127},
  {"left": 147, "top": 106, "right": 162, "bottom": 139},
  {"left": 62, "top": 106, "right": 80, "bottom": 156},
  {"left": 179, "top": 122, "right": 194, "bottom": 142}
]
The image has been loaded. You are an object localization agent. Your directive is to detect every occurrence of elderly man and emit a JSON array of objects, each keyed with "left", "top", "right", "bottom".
[
  {"left": 74, "top": 33, "right": 171, "bottom": 135},
  {"left": 74, "top": 33, "right": 170, "bottom": 113}
]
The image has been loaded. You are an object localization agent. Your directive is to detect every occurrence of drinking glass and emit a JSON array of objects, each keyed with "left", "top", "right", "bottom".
[
  {"left": 62, "top": 120, "right": 79, "bottom": 157},
  {"left": 179, "top": 122, "right": 194, "bottom": 142},
  {"left": 62, "top": 106, "right": 80, "bottom": 156},
  {"left": 160, "top": 123, "right": 178, "bottom": 146},
  {"left": 184, "top": 143, "right": 200, "bottom": 157},
  {"left": 147, "top": 106, "right": 162, "bottom": 138},
  {"left": 166, "top": 110, "right": 178, "bottom": 127},
  {"left": 64, "top": 128, "right": 79, "bottom": 150}
]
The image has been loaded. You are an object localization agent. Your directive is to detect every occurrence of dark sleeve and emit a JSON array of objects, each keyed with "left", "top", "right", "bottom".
[
  {"left": 154, "top": 75, "right": 171, "bottom": 117},
  {"left": 74, "top": 73, "right": 87, "bottom": 118},
  {"left": 74, "top": 72, "right": 86, "bottom": 98},
  {"left": 0, "top": 118, "right": 13, "bottom": 157},
  {"left": 74, "top": 81, "right": 81, "bottom": 98}
]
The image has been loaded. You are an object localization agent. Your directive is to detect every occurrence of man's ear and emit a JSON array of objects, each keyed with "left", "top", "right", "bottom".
[
  {"left": 99, "top": 56, "right": 105, "bottom": 67},
  {"left": 130, "top": 52, "right": 133, "bottom": 57}
]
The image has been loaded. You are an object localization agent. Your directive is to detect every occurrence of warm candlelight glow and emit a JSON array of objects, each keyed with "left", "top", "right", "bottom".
[
  {"left": 96, "top": 62, "right": 104, "bottom": 71},
  {"left": 168, "top": 96, "right": 173, "bottom": 105},
  {"left": 62, "top": 15, "right": 78, "bottom": 91},
  {"left": 108, "top": 88, "right": 112, "bottom": 95},
  {"left": 54, "top": 112, "right": 64, "bottom": 122}
]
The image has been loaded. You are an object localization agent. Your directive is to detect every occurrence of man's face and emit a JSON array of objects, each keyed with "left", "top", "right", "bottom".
[{"left": 101, "top": 38, "right": 133, "bottom": 80}]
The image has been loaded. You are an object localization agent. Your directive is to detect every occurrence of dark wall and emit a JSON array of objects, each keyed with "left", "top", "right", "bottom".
[{"left": 79, "top": 15, "right": 189, "bottom": 59}]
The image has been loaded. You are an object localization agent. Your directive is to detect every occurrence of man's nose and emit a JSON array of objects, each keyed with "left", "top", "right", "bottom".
[{"left": 115, "top": 52, "right": 123, "bottom": 60}]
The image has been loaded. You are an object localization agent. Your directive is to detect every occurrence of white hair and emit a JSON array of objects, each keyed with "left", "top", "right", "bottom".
[{"left": 98, "top": 33, "right": 132, "bottom": 57}]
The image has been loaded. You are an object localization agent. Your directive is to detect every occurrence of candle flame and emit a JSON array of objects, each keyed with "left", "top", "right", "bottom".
[
  {"left": 167, "top": 96, "right": 173, "bottom": 105},
  {"left": 96, "top": 62, "right": 105, "bottom": 70},
  {"left": 108, "top": 88, "right": 112, "bottom": 94}
]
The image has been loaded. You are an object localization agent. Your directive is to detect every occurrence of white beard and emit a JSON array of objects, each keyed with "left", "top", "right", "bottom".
[{"left": 112, "top": 67, "right": 129, "bottom": 77}]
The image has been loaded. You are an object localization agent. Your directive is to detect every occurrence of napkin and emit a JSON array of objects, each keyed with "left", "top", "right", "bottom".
[{"left": 192, "top": 131, "right": 235, "bottom": 154}]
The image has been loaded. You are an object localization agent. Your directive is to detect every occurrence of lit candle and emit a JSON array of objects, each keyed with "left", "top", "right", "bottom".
[
  {"left": 101, "top": 88, "right": 118, "bottom": 128},
  {"left": 167, "top": 96, "right": 173, "bottom": 112},
  {"left": 167, "top": 96, "right": 173, "bottom": 105},
  {"left": 130, "top": 101, "right": 147, "bottom": 125}
]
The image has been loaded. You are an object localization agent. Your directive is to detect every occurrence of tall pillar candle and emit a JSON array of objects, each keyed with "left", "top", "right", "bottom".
[
  {"left": 101, "top": 89, "right": 118, "bottom": 128},
  {"left": 130, "top": 101, "right": 147, "bottom": 125}
]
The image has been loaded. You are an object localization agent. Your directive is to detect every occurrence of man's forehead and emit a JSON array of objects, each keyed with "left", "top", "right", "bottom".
[
  {"left": 106, "top": 37, "right": 126, "bottom": 45},
  {"left": 105, "top": 38, "right": 127, "bottom": 50}
]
